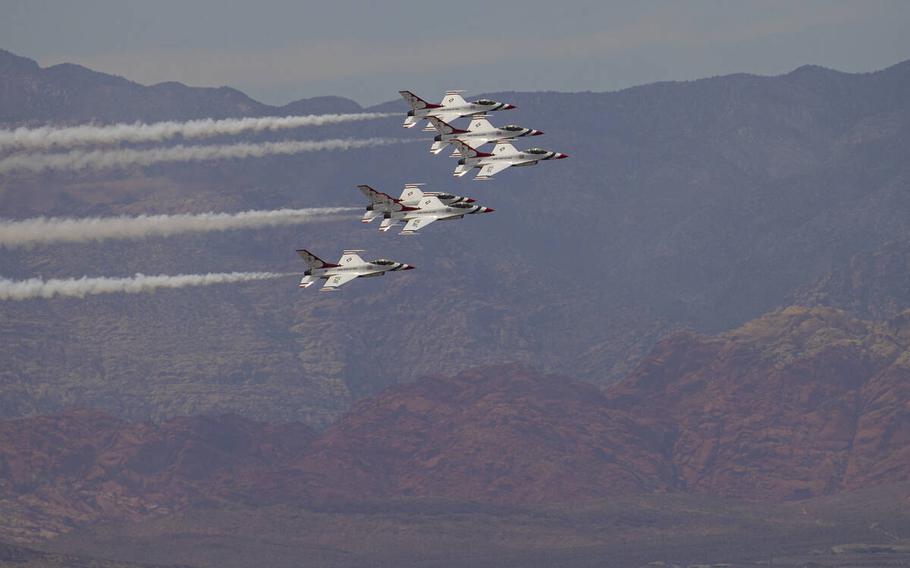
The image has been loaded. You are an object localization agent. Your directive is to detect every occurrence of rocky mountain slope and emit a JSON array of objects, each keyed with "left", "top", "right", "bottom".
[
  {"left": 1, "top": 49, "right": 908, "bottom": 425},
  {"left": 793, "top": 240, "right": 910, "bottom": 319},
  {"left": 0, "top": 411, "right": 314, "bottom": 541},
  {"left": 2, "top": 306, "right": 907, "bottom": 543}
]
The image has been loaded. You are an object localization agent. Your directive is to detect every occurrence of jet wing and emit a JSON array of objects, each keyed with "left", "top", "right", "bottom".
[
  {"left": 400, "top": 216, "right": 437, "bottom": 234},
  {"left": 433, "top": 111, "right": 465, "bottom": 124},
  {"left": 491, "top": 142, "right": 517, "bottom": 155},
  {"left": 338, "top": 252, "right": 366, "bottom": 265},
  {"left": 320, "top": 272, "right": 359, "bottom": 291},
  {"left": 469, "top": 117, "right": 494, "bottom": 131},
  {"left": 475, "top": 162, "right": 512, "bottom": 180}
]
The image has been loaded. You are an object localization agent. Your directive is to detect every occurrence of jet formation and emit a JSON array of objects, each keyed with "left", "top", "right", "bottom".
[
  {"left": 298, "top": 90, "right": 566, "bottom": 290},
  {"left": 400, "top": 89, "right": 567, "bottom": 180}
]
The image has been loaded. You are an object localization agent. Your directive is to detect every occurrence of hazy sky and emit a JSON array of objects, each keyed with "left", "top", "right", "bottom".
[{"left": 3, "top": 1, "right": 910, "bottom": 106}]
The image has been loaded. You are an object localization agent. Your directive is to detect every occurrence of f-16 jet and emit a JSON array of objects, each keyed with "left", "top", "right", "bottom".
[
  {"left": 427, "top": 116, "right": 543, "bottom": 156},
  {"left": 451, "top": 141, "right": 568, "bottom": 180},
  {"left": 400, "top": 90, "right": 515, "bottom": 130},
  {"left": 375, "top": 194, "right": 494, "bottom": 235},
  {"left": 296, "top": 249, "right": 414, "bottom": 291},
  {"left": 357, "top": 183, "right": 475, "bottom": 224}
]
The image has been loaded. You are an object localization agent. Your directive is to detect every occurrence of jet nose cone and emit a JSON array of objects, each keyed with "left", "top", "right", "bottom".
[
  {"left": 504, "top": 104, "right": 516, "bottom": 110},
  {"left": 483, "top": 208, "right": 495, "bottom": 213},
  {"left": 556, "top": 153, "right": 569, "bottom": 159},
  {"left": 532, "top": 130, "right": 544, "bottom": 136},
  {"left": 403, "top": 264, "right": 415, "bottom": 270},
  {"left": 465, "top": 197, "right": 476, "bottom": 203}
]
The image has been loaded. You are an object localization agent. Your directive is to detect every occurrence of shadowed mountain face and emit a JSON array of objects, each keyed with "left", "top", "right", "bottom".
[
  {"left": 0, "top": 410, "right": 315, "bottom": 542},
  {"left": 2, "top": 306, "right": 907, "bottom": 544},
  {"left": 793, "top": 240, "right": 910, "bottom": 320},
  {"left": 1, "top": 50, "right": 909, "bottom": 426}
]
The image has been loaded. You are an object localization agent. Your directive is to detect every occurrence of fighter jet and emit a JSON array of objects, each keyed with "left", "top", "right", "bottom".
[
  {"left": 427, "top": 115, "right": 543, "bottom": 156},
  {"left": 296, "top": 249, "right": 414, "bottom": 291},
  {"left": 400, "top": 90, "right": 515, "bottom": 130},
  {"left": 375, "top": 194, "right": 494, "bottom": 235},
  {"left": 357, "top": 184, "right": 475, "bottom": 224},
  {"left": 450, "top": 141, "right": 569, "bottom": 180}
]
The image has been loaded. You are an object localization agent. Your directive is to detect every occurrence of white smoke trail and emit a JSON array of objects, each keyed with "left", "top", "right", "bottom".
[
  {"left": 0, "top": 137, "right": 412, "bottom": 174},
  {"left": 0, "top": 113, "right": 395, "bottom": 151},
  {"left": 0, "top": 272, "right": 290, "bottom": 301},
  {"left": 0, "top": 207, "right": 359, "bottom": 248}
]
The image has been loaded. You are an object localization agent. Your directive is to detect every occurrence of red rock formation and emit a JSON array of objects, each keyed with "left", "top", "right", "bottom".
[
  {"left": 0, "top": 410, "right": 315, "bottom": 540},
  {"left": 608, "top": 306, "right": 910, "bottom": 499},
  {"left": 1, "top": 307, "right": 908, "bottom": 542},
  {"left": 290, "top": 365, "right": 673, "bottom": 504}
]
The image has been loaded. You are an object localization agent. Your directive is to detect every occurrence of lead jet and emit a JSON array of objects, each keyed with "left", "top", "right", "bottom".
[
  {"left": 427, "top": 115, "right": 543, "bottom": 156},
  {"left": 400, "top": 90, "right": 515, "bottom": 130},
  {"left": 296, "top": 249, "right": 414, "bottom": 291},
  {"left": 357, "top": 184, "right": 475, "bottom": 224},
  {"left": 451, "top": 141, "right": 568, "bottom": 180},
  {"left": 376, "top": 194, "right": 494, "bottom": 235}
]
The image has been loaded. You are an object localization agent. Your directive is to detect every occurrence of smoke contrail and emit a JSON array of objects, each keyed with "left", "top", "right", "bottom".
[
  {"left": 0, "top": 113, "right": 395, "bottom": 151},
  {"left": 0, "top": 137, "right": 413, "bottom": 174},
  {"left": 0, "top": 272, "right": 290, "bottom": 301},
  {"left": 0, "top": 207, "right": 359, "bottom": 248}
]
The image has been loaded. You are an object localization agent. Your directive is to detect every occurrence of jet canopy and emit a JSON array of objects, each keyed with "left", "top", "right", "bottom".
[
  {"left": 475, "top": 99, "right": 498, "bottom": 105},
  {"left": 451, "top": 203, "right": 474, "bottom": 209},
  {"left": 371, "top": 259, "right": 396, "bottom": 266},
  {"left": 501, "top": 125, "right": 524, "bottom": 131},
  {"left": 527, "top": 148, "right": 550, "bottom": 155}
]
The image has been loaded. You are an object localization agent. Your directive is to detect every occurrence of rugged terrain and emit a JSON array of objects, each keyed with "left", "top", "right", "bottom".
[
  {"left": 2, "top": 307, "right": 907, "bottom": 557},
  {"left": 2, "top": 49, "right": 909, "bottom": 566}
]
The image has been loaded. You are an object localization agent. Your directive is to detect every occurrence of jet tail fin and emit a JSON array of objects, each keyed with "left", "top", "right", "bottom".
[
  {"left": 399, "top": 90, "right": 440, "bottom": 110},
  {"left": 427, "top": 116, "right": 467, "bottom": 135},
  {"left": 451, "top": 140, "right": 490, "bottom": 159},
  {"left": 357, "top": 184, "right": 396, "bottom": 206},
  {"left": 297, "top": 249, "right": 338, "bottom": 269}
]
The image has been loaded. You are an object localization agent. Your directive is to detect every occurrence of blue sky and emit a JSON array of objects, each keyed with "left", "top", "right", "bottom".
[{"left": 3, "top": 0, "right": 910, "bottom": 105}]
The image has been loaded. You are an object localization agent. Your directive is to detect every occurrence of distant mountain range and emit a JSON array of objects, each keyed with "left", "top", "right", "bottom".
[
  {"left": 0, "top": 49, "right": 361, "bottom": 123},
  {"left": 0, "top": 48, "right": 908, "bottom": 430}
]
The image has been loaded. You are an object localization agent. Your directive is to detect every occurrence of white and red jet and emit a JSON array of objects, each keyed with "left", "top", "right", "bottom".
[
  {"left": 427, "top": 115, "right": 543, "bottom": 156},
  {"left": 373, "top": 193, "right": 494, "bottom": 235},
  {"left": 399, "top": 90, "right": 515, "bottom": 130},
  {"left": 357, "top": 183, "right": 475, "bottom": 224},
  {"left": 296, "top": 249, "right": 414, "bottom": 291},
  {"left": 450, "top": 140, "right": 568, "bottom": 181}
]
